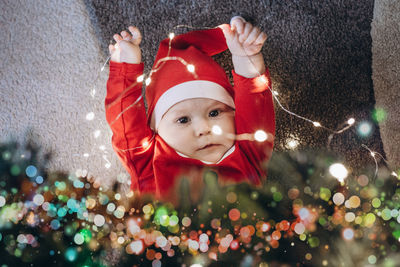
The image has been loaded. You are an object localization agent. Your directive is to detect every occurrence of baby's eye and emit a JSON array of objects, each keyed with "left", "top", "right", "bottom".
[
  {"left": 177, "top": 116, "right": 189, "bottom": 124},
  {"left": 209, "top": 109, "right": 220, "bottom": 117}
]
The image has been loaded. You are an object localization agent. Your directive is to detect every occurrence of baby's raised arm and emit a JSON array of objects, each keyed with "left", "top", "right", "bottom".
[
  {"left": 219, "top": 17, "right": 267, "bottom": 78},
  {"left": 106, "top": 26, "right": 155, "bottom": 193}
]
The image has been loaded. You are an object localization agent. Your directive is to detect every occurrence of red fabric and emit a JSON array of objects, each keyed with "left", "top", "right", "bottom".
[
  {"left": 145, "top": 28, "right": 234, "bottom": 127},
  {"left": 105, "top": 61, "right": 275, "bottom": 198}
]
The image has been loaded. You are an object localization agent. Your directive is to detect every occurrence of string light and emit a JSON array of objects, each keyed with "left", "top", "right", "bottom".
[
  {"left": 136, "top": 75, "right": 144, "bottom": 82},
  {"left": 145, "top": 77, "right": 151, "bottom": 86},
  {"left": 94, "top": 130, "right": 101, "bottom": 138},
  {"left": 254, "top": 130, "right": 268, "bottom": 142},
  {"left": 286, "top": 139, "right": 299, "bottom": 149},
  {"left": 168, "top": 32, "right": 175, "bottom": 39},
  {"left": 313, "top": 122, "right": 321, "bottom": 127},
  {"left": 90, "top": 87, "right": 96, "bottom": 98},
  {"left": 86, "top": 112, "right": 95, "bottom": 121},
  {"left": 212, "top": 125, "right": 223, "bottom": 135},
  {"left": 329, "top": 163, "right": 348, "bottom": 183},
  {"left": 361, "top": 144, "right": 380, "bottom": 180},
  {"left": 187, "top": 64, "right": 195, "bottom": 73}
]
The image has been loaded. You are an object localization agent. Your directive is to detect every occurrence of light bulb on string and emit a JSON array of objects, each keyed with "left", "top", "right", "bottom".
[
  {"left": 187, "top": 64, "right": 195, "bottom": 73},
  {"left": 212, "top": 125, "right": 223, "bottom": 135},
  {"left": 329, "top": 163, "right": 348, "bottom": 183},
  {"left": 145, "top": 77, "right": 151, "bottom": 86},
  {"left": 254, "top": 130, "right": 268, "bottom": 142},
  {"left": 136, "top": 75, "right": 144, "bottom": 83}
]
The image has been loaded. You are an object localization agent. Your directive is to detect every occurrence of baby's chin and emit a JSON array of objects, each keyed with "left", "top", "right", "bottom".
[{"left": 193, "top": 146, "right": 228, "bottom": 163}]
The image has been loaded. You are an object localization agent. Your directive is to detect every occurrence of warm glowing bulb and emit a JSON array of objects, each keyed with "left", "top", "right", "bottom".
[
  {"left": 259, "top": 75, "right": 267, "bottom": 83},
  {"left": 212, "top": 125, "right": 223, "bottom": 135},
  {"left": 136, "top": 75, "right": 144, "bottom": 82},
  {"left": 99, "top": 145, "right": 106, "bottom": 151},
  {"left": 313, "top": 122, "right": 321, "bottom": 127},
  {"left": 254, "top": 130, "right": 268, "bottom": 142},
  {"left": 94, "top": 130, "right": 101, "bottom": 138},
  {"left": 287, "top": 139, "right": 299, "bottom": 149},
  {"left": 145, "top": 77, "right": 151, "bottom": 86},
  {"left": 86, "top": 112, "right": 95, "bottom": 121},
  {"left": 187, "top": 64, "right": 195, "bottom": 73},
  {"left": 105, "top": 163, "right": 111, "bottom": 169},
  {"left": 370, "top": 152, "right": 376, "bottom": 157},
  {"left": 273, "top": 90, "right": 279, "bottom": 95},
  {"left": 329, "top": 163, "right": 348, "bottom": 182},
  {"left": 347, "top": 118, "right": 355, "bottom": 125},
  {"left": 169, "top": 33, "right": 175, "bottom": 39},
  {"left": 190, "top": 264, "right": 203, "bottom": 267},
  {"left": 391, "top": 171, "right": 398, "bottom": 178},
  {"left": 83, "top": 153, "right": 89, "bottom": 157},
  {"left": 142, "top": 141, "right": 149, "bottom": 148}
]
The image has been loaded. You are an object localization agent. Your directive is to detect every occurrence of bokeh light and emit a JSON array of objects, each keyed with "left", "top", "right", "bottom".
[
  {"left": 329, "top": 163, "right": 348, "bottom": 182},
  {"left": 357, "top": 121, "right": 373, "bottom": 138}
]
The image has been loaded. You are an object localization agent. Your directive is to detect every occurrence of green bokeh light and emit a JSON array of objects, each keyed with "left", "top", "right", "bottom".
[{"left": 372, "top": 108, "right": 387, "bottom": 123}]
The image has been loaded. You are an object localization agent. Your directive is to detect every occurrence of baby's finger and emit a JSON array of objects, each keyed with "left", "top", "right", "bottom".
[
  {"left": 230, "top": 16, "right": 245, "bottom": 33},
  {"left": 254, "top": 32, "right": 267, "bottom": 45},
  {"left": 113, "top": 34, "right": 123, "bottom": 43},
  {"left": 120, "top": 30, "right": 132, "bottom": 41},
  {"left": 239, "top": 22, "right": 252, "bottom": 43},
  {"left": 244, "top": 27, "right": 260, "bottom": 46},
  {"left": 108, "top": 44, "right": 115, "bottom": 55},
  {"left": 128, "top": 26, "right": 142, "bottom": 45}
]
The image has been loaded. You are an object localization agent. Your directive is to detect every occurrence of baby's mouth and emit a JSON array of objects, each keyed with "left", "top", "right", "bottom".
[{"left": 198, "top": 144, "right": 220, "bottom": 151}]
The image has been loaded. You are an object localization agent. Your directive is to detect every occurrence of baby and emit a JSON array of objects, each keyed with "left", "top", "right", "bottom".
[{"left": 105, "top": 17, "right": 275, "bottom": 198}]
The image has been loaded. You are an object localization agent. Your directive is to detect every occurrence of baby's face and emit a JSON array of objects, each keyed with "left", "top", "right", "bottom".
[{"left": 158, "top": 98, "right": 235, "bottom": 163}]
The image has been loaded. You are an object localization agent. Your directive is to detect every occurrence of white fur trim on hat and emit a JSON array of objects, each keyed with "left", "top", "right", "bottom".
[{"left": 152, "top": 80, "right": 235, "bottom": 130}]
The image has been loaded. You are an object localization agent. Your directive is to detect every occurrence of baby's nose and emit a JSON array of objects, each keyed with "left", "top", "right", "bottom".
[{"left": 194, "top": 119, "right": 211, "bottom": 136}]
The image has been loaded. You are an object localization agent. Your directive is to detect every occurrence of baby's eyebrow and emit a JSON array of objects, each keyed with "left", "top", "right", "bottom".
[{"left": 168, "top": 109, "right": 189, "bottom": 117}]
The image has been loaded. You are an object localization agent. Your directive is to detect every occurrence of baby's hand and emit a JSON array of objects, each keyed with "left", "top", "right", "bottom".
[
  {"left": 109, "top": 26, "right": 142, "bottom": 64},
  {"left": 220, "top": 16, "right": 267, "bottom": 56}
]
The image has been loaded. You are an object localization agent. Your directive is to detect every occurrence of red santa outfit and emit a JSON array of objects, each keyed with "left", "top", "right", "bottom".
[{"left": 105, "top": 27, "right": 275, "bottom": 198}]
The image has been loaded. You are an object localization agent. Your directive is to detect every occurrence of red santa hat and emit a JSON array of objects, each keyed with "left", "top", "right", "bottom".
[{"left": 145, "top": 27, "right": 235, "bottom": 130}]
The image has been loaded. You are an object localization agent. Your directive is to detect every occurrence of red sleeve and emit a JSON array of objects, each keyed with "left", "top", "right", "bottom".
[
  {"left": 105, "top": 61, "right": 155, "bottom": 192},
  {"left": 233, "top": 69, "right": 275, "bottom": 169}
]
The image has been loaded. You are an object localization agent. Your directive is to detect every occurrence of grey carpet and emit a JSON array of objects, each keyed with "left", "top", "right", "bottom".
[
  {"left": 371, "top": 0, "right": 400, "bottom": 169},
  {"left": 84, "top": 0, "right": 384, "bottom": 170}
]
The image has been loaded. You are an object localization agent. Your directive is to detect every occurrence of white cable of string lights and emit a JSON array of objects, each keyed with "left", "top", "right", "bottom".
[
  {"left": 361, "top": 144, "right": 380, "bottom": 180},
  {"left": 361, "top": 144, "right": 399, "bottom": 179}
]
